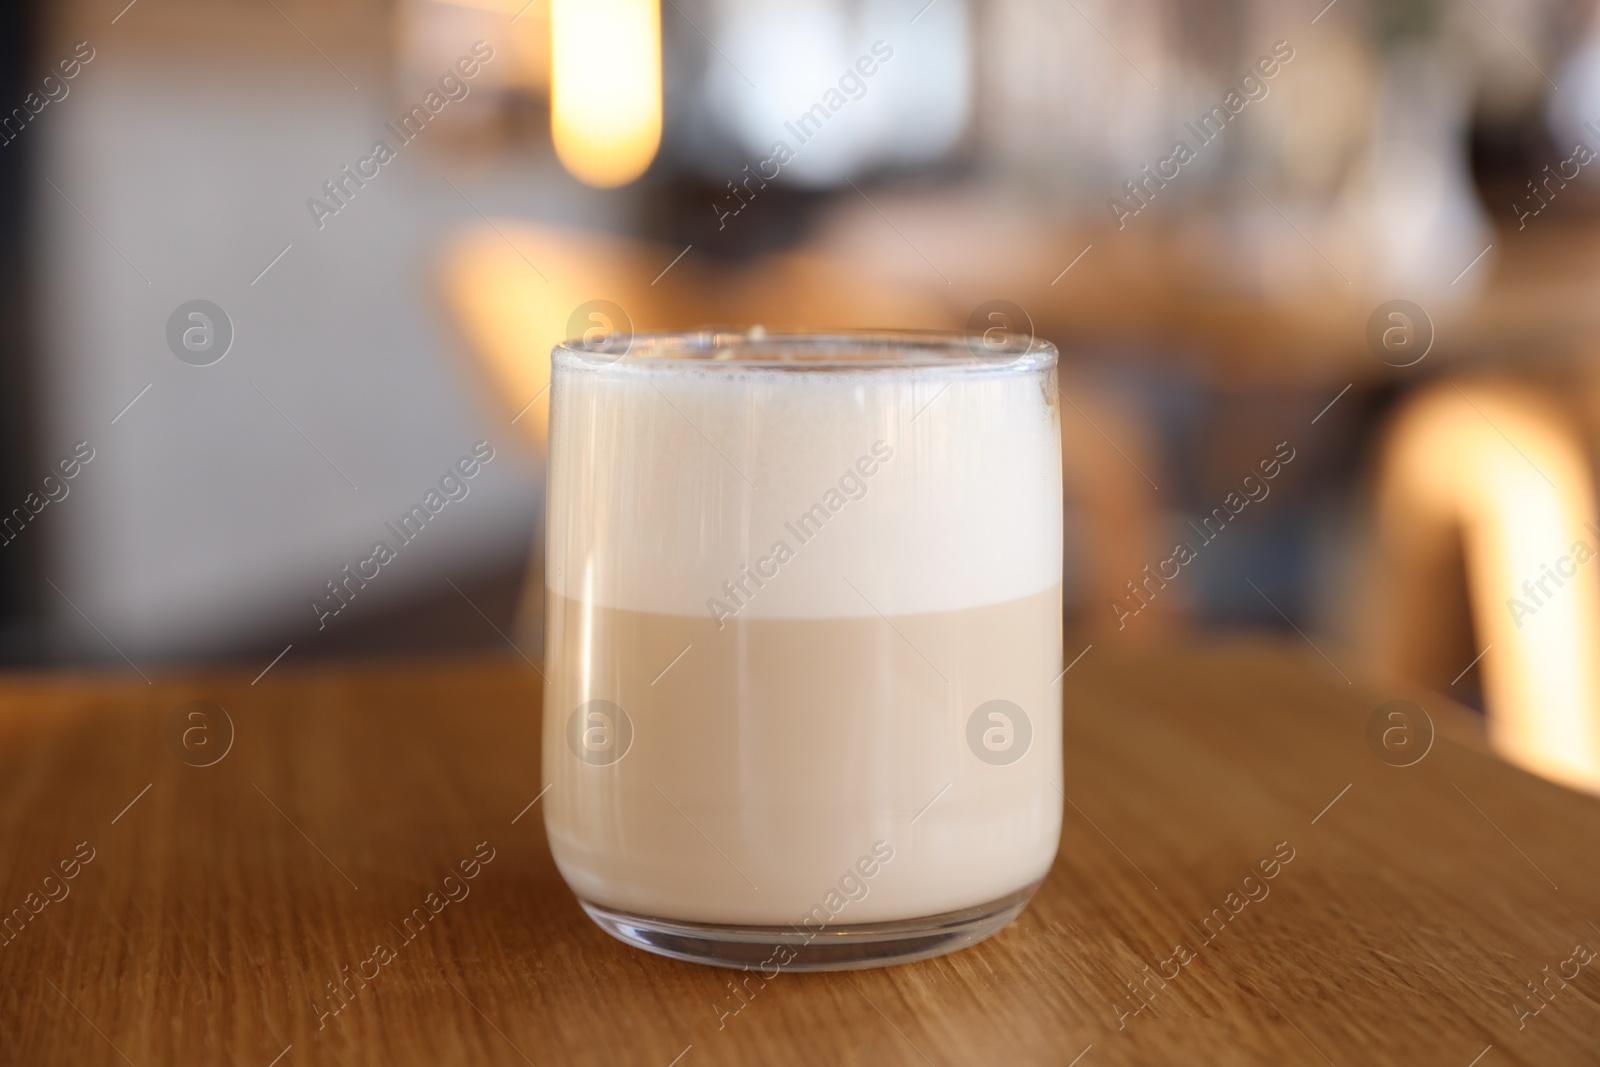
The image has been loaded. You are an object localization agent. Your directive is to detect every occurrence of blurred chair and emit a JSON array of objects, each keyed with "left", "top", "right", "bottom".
[
  {"left": 437, "top": 222, "right": 1174, "bottom": 649},
  {"left": 437, "top": 223, "right": 955, "bottom": 461},
  {"left": 1367, "top": 380, "right": 1600, "bottom": 792}
]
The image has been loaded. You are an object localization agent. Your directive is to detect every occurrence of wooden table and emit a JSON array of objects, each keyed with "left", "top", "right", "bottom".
[{"left": 2, "top": 643, "right": 1597, "bottom": 1066}]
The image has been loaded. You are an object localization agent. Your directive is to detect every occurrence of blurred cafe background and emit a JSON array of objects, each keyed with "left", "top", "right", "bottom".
[{"left": 4, "top": 0, "right": 1600, "bottom": 792}]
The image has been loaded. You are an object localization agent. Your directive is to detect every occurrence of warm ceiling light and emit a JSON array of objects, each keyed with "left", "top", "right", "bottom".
[{"left": 550, "top": 0, "right": 662, "bottom": 188}]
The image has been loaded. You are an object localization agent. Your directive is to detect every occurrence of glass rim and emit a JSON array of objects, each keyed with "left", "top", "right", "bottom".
[{"left": 552, "top": 328, "right": 1057, "bottom": 373}]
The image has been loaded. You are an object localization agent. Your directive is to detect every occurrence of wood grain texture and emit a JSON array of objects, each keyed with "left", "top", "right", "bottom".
[{"left": 1, "top": 641, "right": 1597, "bottom": 1066}]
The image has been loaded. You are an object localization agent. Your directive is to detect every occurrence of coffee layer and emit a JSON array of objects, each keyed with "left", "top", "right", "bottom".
[{"left": 542, "top": 585, "right": 1063, "bottom": 924}]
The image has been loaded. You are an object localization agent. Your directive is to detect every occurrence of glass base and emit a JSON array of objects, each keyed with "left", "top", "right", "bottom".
[{"left": 579, "top": 881, "right": 1041, "bottom": 971}]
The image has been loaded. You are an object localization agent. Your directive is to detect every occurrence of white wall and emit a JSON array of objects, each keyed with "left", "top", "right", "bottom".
[{"left": 34, "top": 47, "right": 579, "bottom": 664}]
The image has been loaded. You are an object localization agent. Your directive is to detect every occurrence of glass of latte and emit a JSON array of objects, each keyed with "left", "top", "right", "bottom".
[{"left": 543, "top": 329, "right": 1063, "bottom": 970}]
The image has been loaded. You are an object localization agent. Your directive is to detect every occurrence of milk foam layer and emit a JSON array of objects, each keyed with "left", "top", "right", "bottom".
[{"left": 546, "top": 354, "right": 1062, "bottom": 619}]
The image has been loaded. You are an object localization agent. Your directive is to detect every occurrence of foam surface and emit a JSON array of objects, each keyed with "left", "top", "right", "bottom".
[{"left": 546, "top": 357, "right": 1062, "bottom": 618}]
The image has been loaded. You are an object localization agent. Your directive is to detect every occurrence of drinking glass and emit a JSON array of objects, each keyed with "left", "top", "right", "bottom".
[{"left": 543, "top": 329, "right": 1062, "bottom": 970}]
